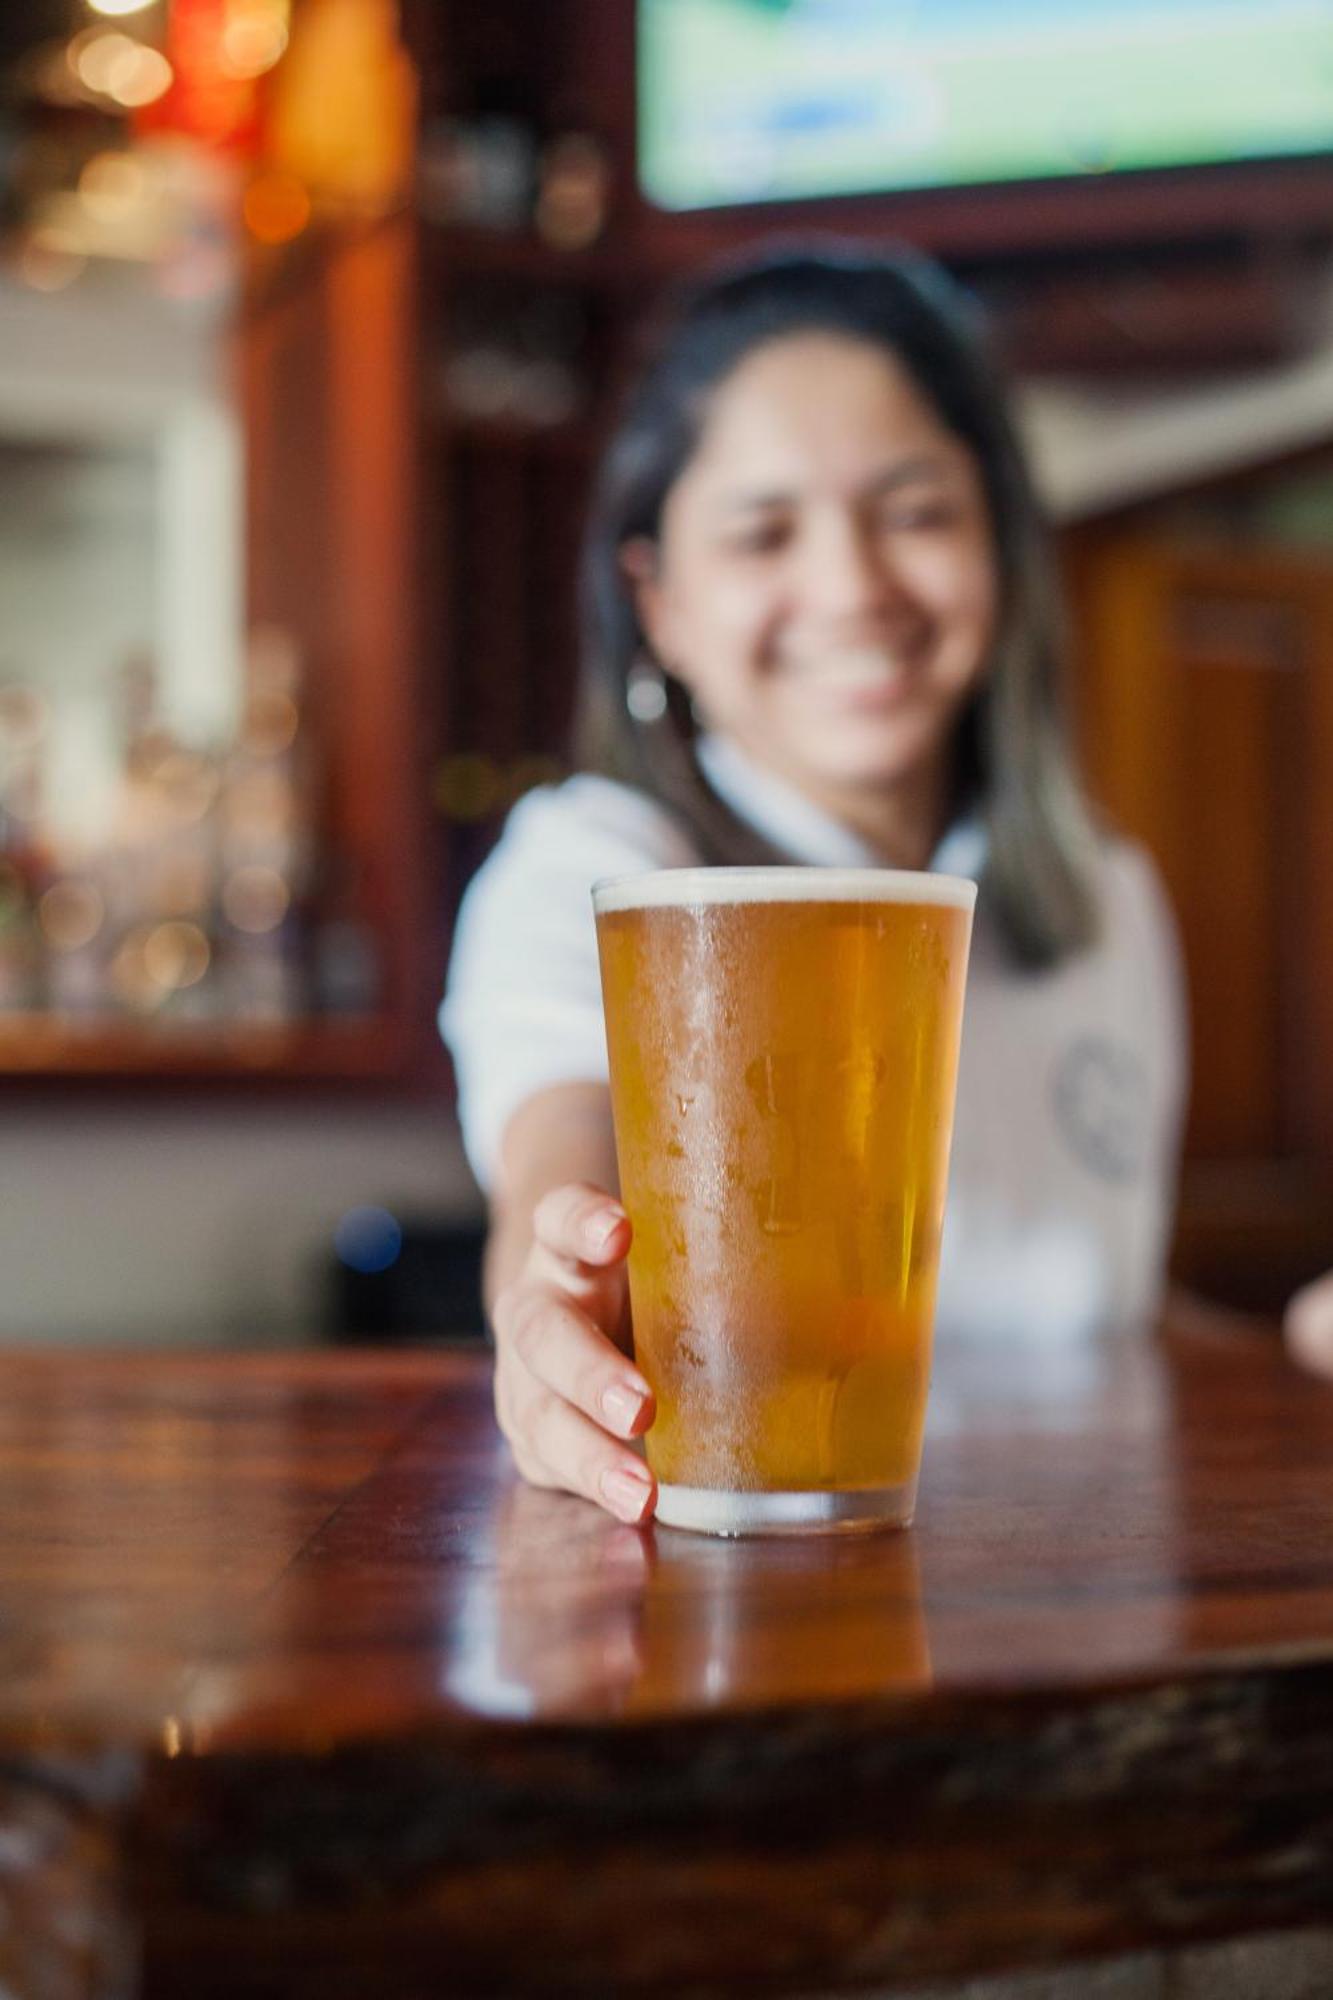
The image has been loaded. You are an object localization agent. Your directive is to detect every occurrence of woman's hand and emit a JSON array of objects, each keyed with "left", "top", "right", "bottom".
[
  {"left": 1285, "top": 1271, "right": 1333, "bottom": 1378},
  {"left": 490, "top": 1182, "right": 657, "bottom": 1525}
]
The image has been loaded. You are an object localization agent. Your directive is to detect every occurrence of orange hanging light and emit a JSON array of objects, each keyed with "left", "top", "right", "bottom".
[{"left": 263, "top": 0, "right": 415, "bottom": 213}]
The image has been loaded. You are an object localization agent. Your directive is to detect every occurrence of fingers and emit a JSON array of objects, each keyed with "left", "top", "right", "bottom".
[
  {"left": 495, "top": 1284, "right": 654, "bottom": 1437},
  {"left": 1284, "top": 1273, "right": 1333, "bottom": 1378},
  {"left": 515, "top": 1392, "right": 657, "bottom": 1526},
  {"left": 492, "top": 1227, "right": 658, "bottom": 1524},
  {"left": 531, "top": 1183, "right": 631, "bottom": 1272},
  {"left": 527, "top": 1181, "right": 634, "bottom": 1345}
]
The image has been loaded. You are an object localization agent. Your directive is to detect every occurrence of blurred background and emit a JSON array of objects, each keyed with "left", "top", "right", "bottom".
[{"left": 1, "top": 0, "right": 1331, "bottom": 1346}]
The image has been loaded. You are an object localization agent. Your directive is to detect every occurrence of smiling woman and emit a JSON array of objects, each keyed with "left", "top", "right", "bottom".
[
  {"left": 574, "top": 243, "right": 1101, "bottom": 968},
  {"left": 618, "top": 330, "right": 997, "bottom": 868},
  {"left": 441, "top": 241, "right": 1190, "bottom": 1527}
]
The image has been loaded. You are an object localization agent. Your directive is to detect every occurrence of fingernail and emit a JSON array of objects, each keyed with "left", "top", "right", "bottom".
[
  {"left": 600, "top": 1464, "right": 653, "bottom": 1522},
  {"left": 585, "top": 1208, "right": 624, "bottom": 1251},
  {"left": 601, "top": 1380, "right": 647, "bottom": 1434}
]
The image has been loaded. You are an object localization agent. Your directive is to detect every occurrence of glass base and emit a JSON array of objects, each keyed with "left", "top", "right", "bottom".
[{"left": 654, "top": 1479, "right": 916, "bottom": 1538}]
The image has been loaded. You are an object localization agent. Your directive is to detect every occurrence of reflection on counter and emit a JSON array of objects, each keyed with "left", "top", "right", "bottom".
[{"left": 444, "top": 1479, "right": 932, "bottom": 1722}]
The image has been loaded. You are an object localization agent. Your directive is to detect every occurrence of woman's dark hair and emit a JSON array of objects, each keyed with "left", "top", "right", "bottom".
[{"left": 577, "top": 239, "right": 1100, "bottom": 967}]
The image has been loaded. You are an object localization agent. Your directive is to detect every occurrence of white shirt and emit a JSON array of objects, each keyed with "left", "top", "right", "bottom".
[{"left": 441, "top": 738, "right": 1187, "bottom": 1342}]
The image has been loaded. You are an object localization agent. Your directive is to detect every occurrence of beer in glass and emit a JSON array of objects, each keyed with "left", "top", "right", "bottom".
[{"left": 593, "top": 867, "right": 974, "bottom": 1535}]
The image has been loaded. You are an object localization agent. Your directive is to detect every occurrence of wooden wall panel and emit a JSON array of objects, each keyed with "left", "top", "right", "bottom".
[
  {"left": 1069, "top": 534, "right": 1333, "bottom": 1303},
  {"left": 241, "top": 220, "right": 434, "bottom": 1073},
  {"left": 1176, "top": 654, "right": 1285, "bottom": 1157},
  {"left": 324, "top": 219, "right": 429, "bottom": 1038}
]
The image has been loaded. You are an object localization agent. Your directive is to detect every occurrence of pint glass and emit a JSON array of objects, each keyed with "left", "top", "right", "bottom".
[{"left": 593, "top": 867, "right": 974, "bottom": 1537}]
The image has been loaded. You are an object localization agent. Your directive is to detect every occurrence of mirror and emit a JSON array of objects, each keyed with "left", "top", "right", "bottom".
[{"left": 0, "top": 272, "right": 244, "bottom": 851}]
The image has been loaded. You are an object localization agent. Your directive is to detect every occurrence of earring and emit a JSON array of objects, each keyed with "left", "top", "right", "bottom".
[{"left": 626, "top": 654, "right": 669, "bottom": 724}]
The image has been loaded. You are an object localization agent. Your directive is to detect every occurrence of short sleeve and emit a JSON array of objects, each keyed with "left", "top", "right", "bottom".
[{"left": 440, "top": 776, "right": 696, "bottom": 1192}]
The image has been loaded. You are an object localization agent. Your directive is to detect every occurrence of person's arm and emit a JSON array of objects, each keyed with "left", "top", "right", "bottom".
[
  {"left": 1285, "top": 1271, "right": 1333, "bottom": 1376},
  {"left": 484, "top": 1081, "right": 621, "bottom": 1307},
  {"left": 484, "top": 1081, "right": 657, "bottom": 1526}
]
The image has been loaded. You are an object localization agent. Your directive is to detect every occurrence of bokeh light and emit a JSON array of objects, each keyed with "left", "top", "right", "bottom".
[
  {"left": 222, "top": 864, "right": 290, "bottom": 935},
  {"left": 70, "top": 29, "right": 174, "bottom": 107},
  {"left": 241, "top": 688, "right": 300, "bottom": 755},
  {"left": 72, "top": 28, "right": 138, "bottom": 94},
  {"left": 222, "top": 8, "right": 289, "bottom": 80},
  {"left": 38, "top": 882, "right": 106, "bottom": 954},
  {"left": 105, "top": 44, "right": 173, "bottom": 108},
  {"left": 243, "top": 172, "right": 311, "bottom": 245},
  {"left": 156, "top": 750, "right": 220, "bottom": 825},
  {"left": 78, "top": 151, "right": 149, "bottom": 225},
  {"left": 111, "top": 928, "right": 163, "bottom": 1011},
  {"left": 334, "top": 1206, "right": 403, "bottom": 1275},
  {"left": 143, "top": 920, "right": 211, "bottom": 991}
]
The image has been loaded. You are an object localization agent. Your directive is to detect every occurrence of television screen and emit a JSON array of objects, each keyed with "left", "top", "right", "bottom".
[{"left": 637, "top": 0, "right": 1333, "bottom": 212}]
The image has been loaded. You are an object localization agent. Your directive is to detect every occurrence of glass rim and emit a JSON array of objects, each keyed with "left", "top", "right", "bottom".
[{"left": 592, "top": 865, "right": 977, "bottom": 915}]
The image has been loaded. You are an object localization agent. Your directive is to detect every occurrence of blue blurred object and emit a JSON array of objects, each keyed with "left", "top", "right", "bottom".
[
  {"left": 334, "top": 1205, "right": 404, "bottom": 1275},
  {"left": 327, "top": 1216, "right": 488, "bottom": 1344}
]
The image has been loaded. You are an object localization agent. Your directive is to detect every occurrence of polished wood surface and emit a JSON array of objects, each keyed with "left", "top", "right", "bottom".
[{"left": 6, "top": 1311, "right": 1333, "bottom": 1997}]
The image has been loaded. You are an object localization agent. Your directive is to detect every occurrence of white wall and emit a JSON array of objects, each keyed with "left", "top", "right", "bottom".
[
  {"left": 0, "top": 1098, "right": 479, "bottom": 1346},
  {"left": 1022, "top": 267, "right": 1333, "bottom": 519}
]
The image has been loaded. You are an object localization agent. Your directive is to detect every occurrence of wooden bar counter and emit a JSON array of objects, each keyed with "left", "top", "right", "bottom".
[{"left": 5, "top": 1309, "right": 1333, "bottom": 1998}]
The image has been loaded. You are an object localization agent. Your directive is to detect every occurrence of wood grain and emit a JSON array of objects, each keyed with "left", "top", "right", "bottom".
[{"left": 3, "top": 1316, "right": 1333, "bottom": 1996}]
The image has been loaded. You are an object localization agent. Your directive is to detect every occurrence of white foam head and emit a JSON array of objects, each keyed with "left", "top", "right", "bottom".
[{"left": 592, "top": 865, "right": 977, "bottom": 915}]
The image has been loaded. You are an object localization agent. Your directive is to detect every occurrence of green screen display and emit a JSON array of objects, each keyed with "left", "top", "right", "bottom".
[{"left": 638, "top": 0, "right": 1333, "bottom": 211}]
